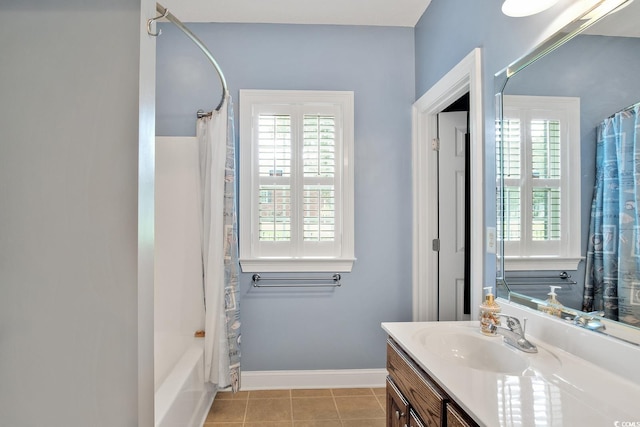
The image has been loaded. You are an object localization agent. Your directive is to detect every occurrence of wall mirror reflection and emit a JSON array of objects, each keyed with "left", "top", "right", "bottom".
[{"left": 496, "top": 0, "right": 640, "bottom": 342}]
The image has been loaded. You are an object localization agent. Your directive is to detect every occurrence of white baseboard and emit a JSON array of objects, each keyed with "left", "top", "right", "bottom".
[{"left": 237, "top": 369, "right": 388, "bottom": 391}]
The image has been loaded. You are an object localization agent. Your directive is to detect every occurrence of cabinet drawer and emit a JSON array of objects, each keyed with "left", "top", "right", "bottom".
[{"left": 387, "top": 339, "right": 445, "bottom": 427}]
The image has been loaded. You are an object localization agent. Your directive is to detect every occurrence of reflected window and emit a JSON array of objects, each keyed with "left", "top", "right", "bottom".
[{"left": 498, "top": 95, "right": 581, "bottom": 270}]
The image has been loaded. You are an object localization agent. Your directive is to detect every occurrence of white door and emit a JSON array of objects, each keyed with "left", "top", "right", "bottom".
[{"left": 437, "top": 112, "right": 468, "bottom": 321}]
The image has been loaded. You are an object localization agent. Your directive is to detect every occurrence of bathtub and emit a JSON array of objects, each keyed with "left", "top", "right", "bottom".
[{"left": 155, "top": 339, "right": 215, "bottom": 427}]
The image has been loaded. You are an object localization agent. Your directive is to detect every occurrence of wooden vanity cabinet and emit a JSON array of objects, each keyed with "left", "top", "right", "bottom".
[{"left": 386, "top": 338, "right": 479, "bottom": 427}]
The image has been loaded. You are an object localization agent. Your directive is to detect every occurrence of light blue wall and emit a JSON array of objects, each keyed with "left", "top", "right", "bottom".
[{"left": 156, "top": 23, "right": 415, "bottom": 370}]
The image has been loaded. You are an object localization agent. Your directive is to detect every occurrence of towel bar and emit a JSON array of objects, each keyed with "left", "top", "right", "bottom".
[{"left": 251, "top": 273, "right": 341, "bottom": 288}]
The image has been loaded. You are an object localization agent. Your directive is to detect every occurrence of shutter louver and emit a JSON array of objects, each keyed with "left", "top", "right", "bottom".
[
  {"left": 258, "top": 114, "right": 291, "bottom": 242},
  {"left": 531, "top": 119, "right": 561, "bottom": 241},
  {"left": 303, "top": 115, "right": 336, "bottom": 242}
]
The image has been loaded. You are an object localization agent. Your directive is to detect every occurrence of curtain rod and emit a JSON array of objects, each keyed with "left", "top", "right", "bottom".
[
  {"left": 150, "top": 3, "right": 228, "bottom": 114},
  {"left": 620, "top": 101, "right": 640, "bottom": 114},
  {"left": 608, "top": 100, "right": 640, "bottom": 120}
]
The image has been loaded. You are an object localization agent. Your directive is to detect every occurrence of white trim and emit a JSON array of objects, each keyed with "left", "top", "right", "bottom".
[
  {"left": 237, "top": 369, "right": 387, "bottom": 390},
  {"left": 239, "top": 257, "right": 357, "bottom": 273},
  {"left": 412, "top": 48, "right": 484, "bottom": 322}
]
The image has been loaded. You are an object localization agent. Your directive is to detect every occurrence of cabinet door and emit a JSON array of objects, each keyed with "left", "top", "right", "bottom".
[
  {"left": 409, "top": 409, "right": 426, "bottom": 427},
  {"left": 387, "top": 340, "right": 445, "bottom": 426},
  {"left": 446, "top": 403, "right": 477, "bottom": 427},
  {"left": 387, "top": 377, "right": 409, "bottom": 427}
]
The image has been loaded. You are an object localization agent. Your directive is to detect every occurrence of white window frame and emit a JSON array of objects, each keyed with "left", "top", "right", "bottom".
[
  {"left": 239, "top": 89, "right": 355, "bottom": 272},
  {"left": 502, "top": 95, "right": 582, "bottom": 271}
]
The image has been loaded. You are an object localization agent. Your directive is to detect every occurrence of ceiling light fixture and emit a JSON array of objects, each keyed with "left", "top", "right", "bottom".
[{"left": 502, "top": 0, "right": 560, "bottom": 17}]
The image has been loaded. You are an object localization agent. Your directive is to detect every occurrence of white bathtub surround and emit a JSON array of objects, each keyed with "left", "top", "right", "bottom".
[
  {"left": 155, "top": 136, "right": 210, "bottom": 426},
  {"left": 155, "top": 136, "right": 206, "bottom": 389}
]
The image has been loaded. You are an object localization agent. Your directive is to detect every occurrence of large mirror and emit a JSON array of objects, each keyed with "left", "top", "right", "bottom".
[{"left": 496, "top": 0, "right": 640, "bottom": 343}]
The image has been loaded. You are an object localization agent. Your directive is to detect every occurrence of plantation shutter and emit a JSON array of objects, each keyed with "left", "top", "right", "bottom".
[
  {"left": 255, "top": 106, "right": 340, "bottom": 258},
  {"left": 239, "top": 90, "right": 355, "bottom": 272},
  {"left": 498, "top": 95, "right": 580, "bottom": 270}
]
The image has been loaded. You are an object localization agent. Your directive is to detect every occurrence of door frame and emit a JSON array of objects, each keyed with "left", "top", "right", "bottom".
[{"left": 412, "top": 48, "right": 483, "bottom": 321}]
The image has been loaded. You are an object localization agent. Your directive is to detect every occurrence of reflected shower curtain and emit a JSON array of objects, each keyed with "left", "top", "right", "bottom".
[
  {"left": 197, "top": 96, "right": 241, "bottom": 391},
  {"left": 583, "top": 104, "right": 640, "bottom": 327}
]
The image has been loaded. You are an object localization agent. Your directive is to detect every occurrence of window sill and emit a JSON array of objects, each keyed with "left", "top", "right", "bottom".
[
  {"left": 240, "top": 257, "right": 356, "bottom": 273},
  {"left": 504, "top": 256, "right": 583, "bottom": 271}
]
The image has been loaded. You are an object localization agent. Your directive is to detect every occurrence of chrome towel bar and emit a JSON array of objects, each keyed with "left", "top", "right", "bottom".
[
  {"left": 252, "top": 273, "right": 341, "bottom": 288},
  {"left": 505, "top": 271, "right": 577, "bottom": 286}
]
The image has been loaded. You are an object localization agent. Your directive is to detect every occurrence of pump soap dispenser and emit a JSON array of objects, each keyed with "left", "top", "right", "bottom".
[
  {"left": 479, "top": 287, "right": 501, "bottom": 336},
  {"left": 539, "top": 286, "right": 563, "bottom": 317}
]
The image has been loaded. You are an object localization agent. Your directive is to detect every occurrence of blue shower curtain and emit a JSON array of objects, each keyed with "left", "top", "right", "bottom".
[
  {"left": 583, "top": 104, "right": 640, "bottom": 327},
  {"left": 198, "top": 96, "right": 241, "bottom": 391}
]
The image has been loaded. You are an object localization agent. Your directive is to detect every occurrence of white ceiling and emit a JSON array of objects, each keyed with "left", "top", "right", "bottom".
[
  {"left": 584, "top": 0, "right": 640, "bottom": 37},
  {"left": 158, "top": 0, "right": 433, "bottom": 27}
]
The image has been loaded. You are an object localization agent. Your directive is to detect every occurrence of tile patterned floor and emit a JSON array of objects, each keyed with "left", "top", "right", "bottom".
[{"left": 204, "top": 387, "right": 386, "bottom": 427}]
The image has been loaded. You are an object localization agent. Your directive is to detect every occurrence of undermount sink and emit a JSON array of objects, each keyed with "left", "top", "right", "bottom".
[{"left": 412, "top": 324, "right": 560, "bottom": 376}]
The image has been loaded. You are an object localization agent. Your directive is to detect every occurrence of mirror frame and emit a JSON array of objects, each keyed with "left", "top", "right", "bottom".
[{"left": 495, "top": 0, "right": 640, "bottom": 345}]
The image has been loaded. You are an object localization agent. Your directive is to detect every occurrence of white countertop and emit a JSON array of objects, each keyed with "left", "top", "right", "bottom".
[{"left": 382, "top": 320, "right": 640, "bottom": 427}]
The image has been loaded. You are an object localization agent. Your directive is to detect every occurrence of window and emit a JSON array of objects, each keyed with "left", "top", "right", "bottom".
[
  {"left": 239, "top": 90, "right": 355, "bottom": 272},
  {"left": 498, "top": 95, "right": 581, "bottom": 270}
]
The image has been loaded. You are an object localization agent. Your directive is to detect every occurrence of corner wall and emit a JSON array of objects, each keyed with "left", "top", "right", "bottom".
[{"left": 0, "top": 1, "right": 155, "bottom": 424}]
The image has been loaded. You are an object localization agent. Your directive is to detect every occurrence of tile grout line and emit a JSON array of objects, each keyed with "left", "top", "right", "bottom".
[
  {"left": 329, "top": 388, "right": 344, "bottom": 427},
  {"left": 375, "top": 387, "right": 385, "bottom": 412},
  {"left": 289, "top": 390, "right": 294, "bottom": 426},
  {"left": 242, "top": 392, "right": 248, "bottom": 427},
  {"left": 331, "top": 389, "right": 345, "bottom": 427}
]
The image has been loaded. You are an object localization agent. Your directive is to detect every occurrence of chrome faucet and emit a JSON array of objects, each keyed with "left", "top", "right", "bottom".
[
  {"left": 489, "top": 314, "right": 538, "bottom": 353},
  {"left": 574, "top": 314, "right": 606, "bottom": 332}
]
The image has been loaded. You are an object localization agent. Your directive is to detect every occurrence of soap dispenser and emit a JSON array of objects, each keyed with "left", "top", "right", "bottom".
[
  {"left": 479, "top": 287, "right": 501, "bottom": 336},
  {"left": 539, "top": 286, "right": 563, "bottom": 317}
]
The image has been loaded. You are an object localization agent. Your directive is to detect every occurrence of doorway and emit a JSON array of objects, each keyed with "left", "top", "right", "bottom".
[
  {"left": 411, "top": 48, "right": 484, "bottom": 322},
  {"left": 437, "top": 94, "right": 470, "bottom": 321}
]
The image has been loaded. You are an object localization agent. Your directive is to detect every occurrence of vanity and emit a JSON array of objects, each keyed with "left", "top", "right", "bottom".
[
  {"left": 383, "top": 300, "right": 640, "bottom": 426},
  {"left": 385, "top": 334, "right": 478, "bottom": 427}
]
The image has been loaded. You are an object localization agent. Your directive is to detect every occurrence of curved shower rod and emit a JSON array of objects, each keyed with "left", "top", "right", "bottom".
[{"left": 151, "top": 3, "right": 228, "bottom": 114}]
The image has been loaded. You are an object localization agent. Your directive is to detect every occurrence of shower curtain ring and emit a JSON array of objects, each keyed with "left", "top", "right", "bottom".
[{"left": 147, "top": 8, "right": 169, "bottom": 37}]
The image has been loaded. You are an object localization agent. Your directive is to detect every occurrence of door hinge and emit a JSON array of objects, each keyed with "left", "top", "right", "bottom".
[
  {"left": 432, "top": 138, "right": 440, "bottom": 151},
  {"left": 432, "top": 238, "right": 440, "bottom": 252}
]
